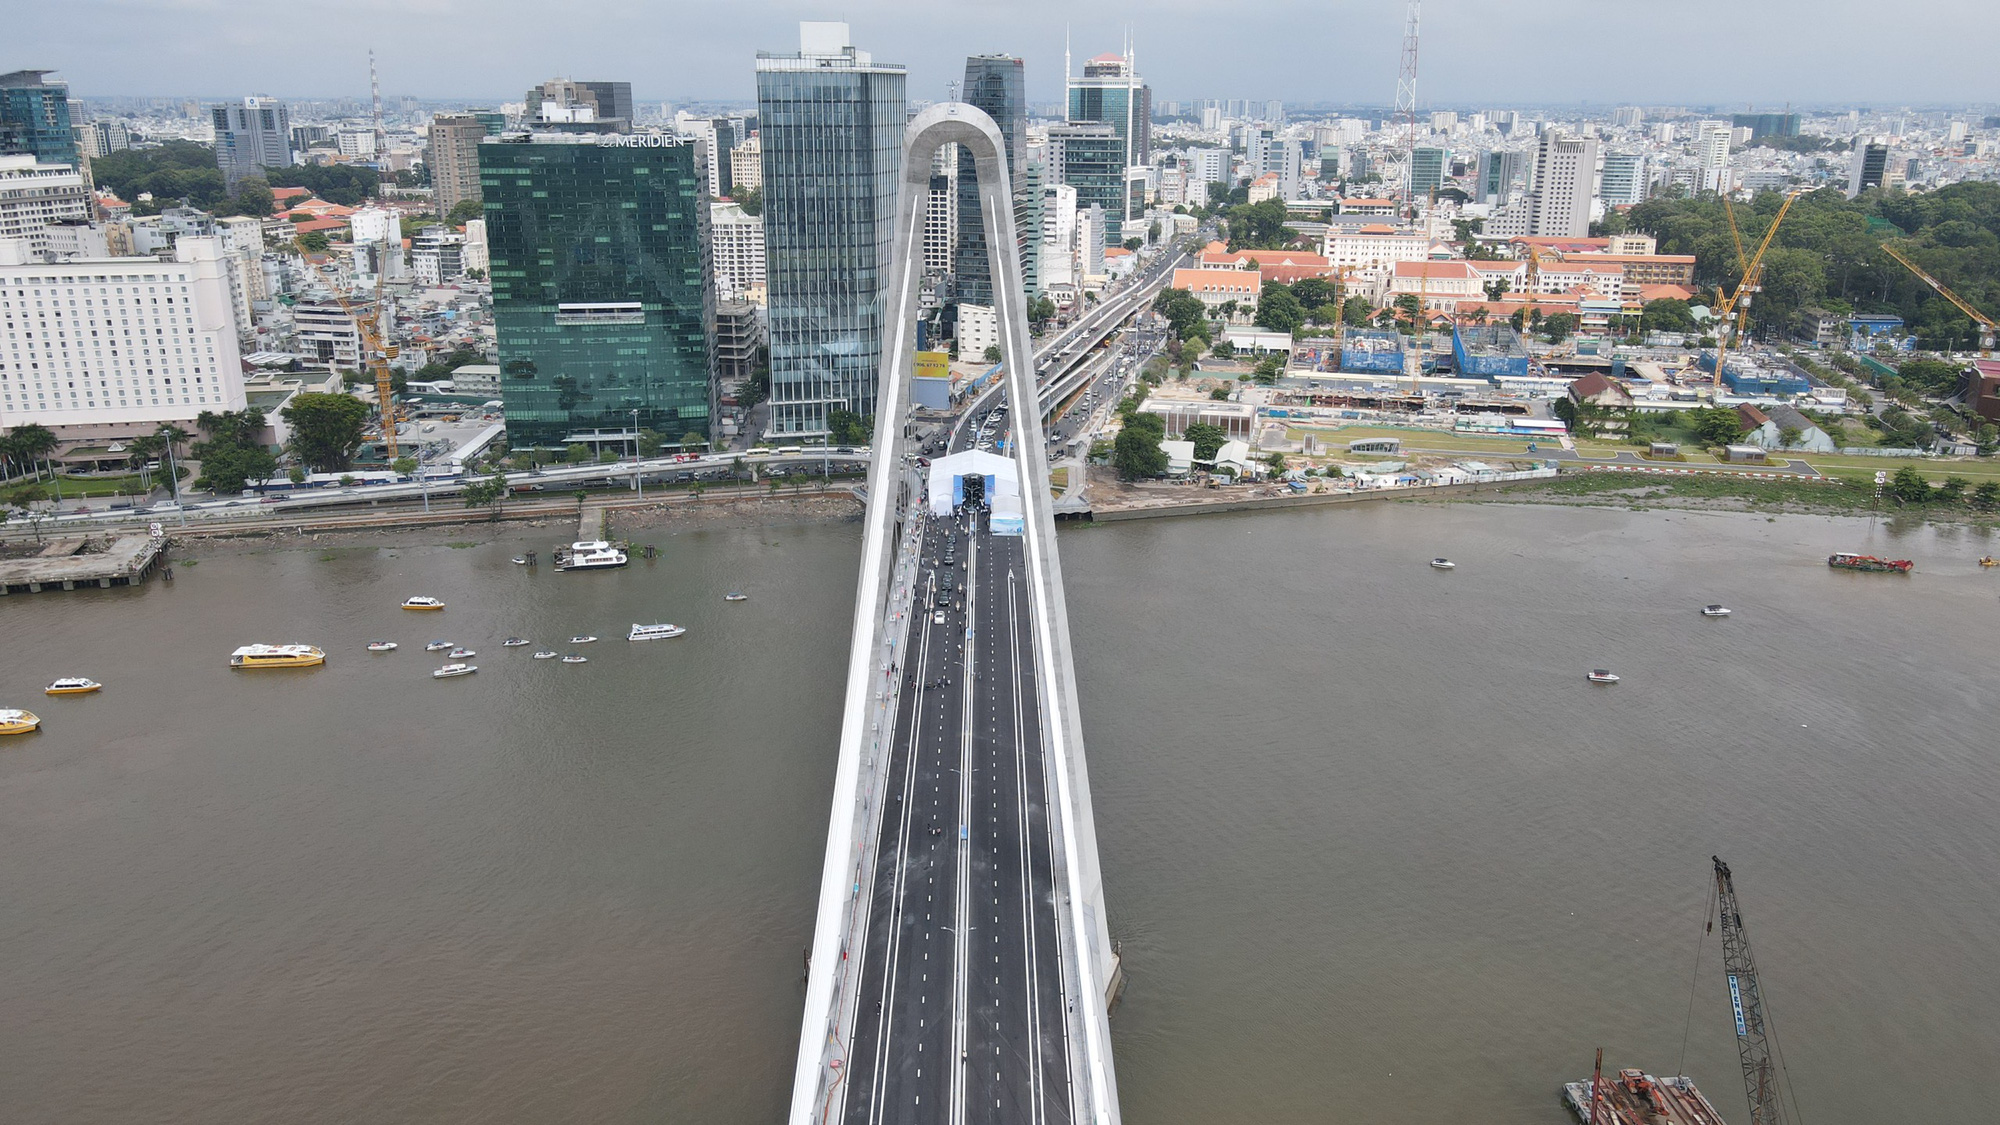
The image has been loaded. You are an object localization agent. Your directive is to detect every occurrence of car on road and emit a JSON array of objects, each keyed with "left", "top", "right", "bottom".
[{"left": 933, "top": 610, "right": 946, "bottom": 624}]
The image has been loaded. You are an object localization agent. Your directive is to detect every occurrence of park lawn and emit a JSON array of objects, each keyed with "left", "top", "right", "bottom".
[
  {"left": 1794, "top": 452, "right": 2000, "bottom": 486},
  {"left": 1286, "top": 424, "right": 1547, "bottom": 456},
  {"left": 1049, "top": 467, "right": 1070, "bottom": 489}
]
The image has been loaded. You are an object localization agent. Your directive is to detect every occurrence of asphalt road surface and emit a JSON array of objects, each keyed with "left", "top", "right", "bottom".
[{"left": 841, "top": 506, "right": 1072, "bottom": 1125}]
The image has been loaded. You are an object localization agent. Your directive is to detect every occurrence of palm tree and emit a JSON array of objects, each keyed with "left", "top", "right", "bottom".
[{"left": 6, "top": 423, "right": 57, "bottom": 482}]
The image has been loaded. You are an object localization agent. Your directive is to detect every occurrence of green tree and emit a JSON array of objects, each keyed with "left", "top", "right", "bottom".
[
  {"left": 1254, "top": 283, "right": 1306, "bottom": 334},
  {"left": 392, "top": 456, "right": 418, "bottom": 475},
  {"left": 1290, "top": 277, "right": 1334, "bottom": 308},
  {"left": 731, "top": 186, "right": 762, "bottom": 216},
  {"left": 1113, "top": 414, "right": 1168, "bottom": 480},
  {"left": 1152, "top": 288, "right": 1210, "bottom": 341},
  {"left": 1972, "top": 481, "right": 2000, "bottom": 510},
  {"left": 446, "top": 199, "right": 484, "bottom": 225},
  {"left": 298, "top": 230, "right": 330, "bottom": 253},
  {"left": 4, "top": 422, "right": 58, "bottom": 481},
  {"left": 1936, "top": 476, "right": 1969, "bottom": 505},
  {"left": 1541, "top": 312, "right": 1579, "bottom": 343},
  {"left": 1687, "top": 406, "right": 1745, "bottom": 447},
  {"left": 1342, "top": 295, "right": 1373, "bottom": 326},
  {"left": 1182, "top": 422, "right": 1228, "bottom": 460},
  {"left": 983, "top": 344, "right": 1003, "bottom": 363},
  {"left": 1224, "top": 197, "right": 1297, "bottom": 249},
  {"left": 680, "top": 430, "right": 707, "bottom": 452},
  {"left": 1890, "top": 465, "right": 1932, "bottom": 503},
  {"left": 636, "top": 429, "right": 663, "bottom": 458},
  {"left": 1639, "top": 298, "right": 1697, "bottom": 334},
  {"left": 461, "top": 473, "right": 508, "bottom": 515},
  {"left": 264, "top": 164, "right": 380, "bottom": 206},
  {"left": 827, "top": 409, "right": 873, "bottom": 446},
  {"left": 1123, "top": 237, "right": 1143, "bottom": 251},
  {"left": 227, "top": 177, "right": 275, "bottom": 217},
  {"left": 1029, "top": 295, "right": 1057, "bottom": 329},
  {"left": 280, "top": 392, "right": 371, "bottom": 471},
  {"left": 1252, "top": 355, "right": 1284, "bottom": 384}
]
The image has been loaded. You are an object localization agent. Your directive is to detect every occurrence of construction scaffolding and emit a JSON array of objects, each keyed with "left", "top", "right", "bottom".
[
  {"left": 1341, "top": 329, "right": 1409, "bottom": 375},
  {"left": 1452, "top": 323, "right": 1532, "bottom": 380}
]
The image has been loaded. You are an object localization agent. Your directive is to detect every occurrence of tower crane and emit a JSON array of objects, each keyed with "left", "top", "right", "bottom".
[
  {"left": 1712, "top": 855, "right": 1787, "bottom": 1125},
  {"left": 1879, "top": 241, "right": 1996, "bottom": 355},
  {"left": 1710, "top": 188, "right": 1802, "bottom": 389},
  {"left": 292, "top": 236, "right": 401, "bottom": 460}
]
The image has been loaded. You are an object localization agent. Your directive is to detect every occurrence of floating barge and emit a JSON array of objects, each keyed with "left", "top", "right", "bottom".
[
  {"left": 0, "top": 535, "right": 166, "bottom": 595},
  {"left": 1562, "top": 1069, "right": 1728, "bottom": 1125}
]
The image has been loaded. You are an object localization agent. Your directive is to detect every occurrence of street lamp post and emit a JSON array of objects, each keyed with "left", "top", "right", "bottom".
[{"left": 630, "top": 409, "right": 642, "bottom": 498}]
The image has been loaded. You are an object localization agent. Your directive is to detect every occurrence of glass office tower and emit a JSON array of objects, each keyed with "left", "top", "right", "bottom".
[
  {"left": 756, "top": 22, "right": 906, "bottom": 436},
  {"left": 0, "top": 70, "right": 78, "bottom": 167},
  {"left": 1065, "top": 50, "right": 1150, "bottom": 243},
  {"left": 1047, "top": 122, "right": 1124, "bottom": 241},
  {"left": 480, "top": 133, "right": 714, "bottom": 445},
  {"left": 955, "top": 55, "right": 1025, "bottom": 306}
]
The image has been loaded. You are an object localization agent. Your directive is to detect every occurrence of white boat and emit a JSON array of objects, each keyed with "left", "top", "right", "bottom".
[
  {"left": 1587, "top": 669, "right": 1620, "bottom": 684},
  {"left": 0, "top": 708, "right": 41, "bottom": 735},
  {"left": 561, "top": 654, "right": 589, "bottom": 664},
  {"left": 432, "top": 663, "right": 478, "bottom": 679},
  {"left": 230, "top": 644, "right": 326, "bottom": 669},
  {"left": 402, "top": 596, "right": 446, "bottom": 610},
  {"left": 45, "top": 677, "right": 103, "bottom": 695},
  {"left": 424, "top": 640, "right": 453, "bottom": 652},
  {"left": 569, "top": 635, "right": 598, "bottom": 645},
  {"left": 1430, "top": 558, "right": 1455, "bottom": 570},
  {"left": 366, "top": 641, "right": 398, "bottom": 652},
  {"left": 629, "top": 623, "right": 688, "bottom": 641},
  {"left": 511, "top": 556, "right": 529, "bottom": 565},
  {"left": 502, "top": 637, "right": 531, "bottom": 647},
  {"left": 531, "top": 650, "right": 559, "bottom": 660},
  {"left": 723, "top": 592, "right": 749, "bottom": 602},
  {"left": 447, "top": 647, "right": 477, "bottom": 659},
  {"left": 553, "top": 540, "right": 628, "bottom": 572},
  {"left": 1702, "top": 604, "right": 1732, "bottom": 617}
]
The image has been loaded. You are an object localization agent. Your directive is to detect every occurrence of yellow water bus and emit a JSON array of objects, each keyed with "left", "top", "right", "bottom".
[{"left": 230, "top": 645, "right": 326, "bottom": 669}]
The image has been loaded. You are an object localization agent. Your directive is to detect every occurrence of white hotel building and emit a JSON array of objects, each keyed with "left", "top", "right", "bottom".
[{"left": 0, "top": 234, "right": 247, "bottom": 438}]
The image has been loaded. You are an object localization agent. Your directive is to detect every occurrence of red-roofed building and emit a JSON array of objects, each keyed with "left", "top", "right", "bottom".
[
  {"left": 1198, "top": 244, "right": 1333, "bottom": 285},
  {"left": 1970, "top": 360, "right": 2000, "bottom": 425},
  {"left": 271, "top": 186, "right": 312, "bottom": 204},
  {"left": 1171, "top": 267, "right": 1261, "bottom": 320},
  {"left": 1339, "top": 198, "right": 1398, "bottom": 216}
]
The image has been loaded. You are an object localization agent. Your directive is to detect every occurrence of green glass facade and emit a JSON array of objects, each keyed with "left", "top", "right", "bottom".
[
  {"left": 0, "top": 71, "right": 78, "bottom": 167},
  {"left": 1050, "top": 123, "right": 1124, "bottom": 248},
  {"left": 480, "top": 134, "right": 713, "bottom": 445}
]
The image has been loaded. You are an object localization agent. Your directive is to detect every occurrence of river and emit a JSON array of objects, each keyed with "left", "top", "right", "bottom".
[{"left": 2, "top": 502, "right": 1995, "bottom": 1123}]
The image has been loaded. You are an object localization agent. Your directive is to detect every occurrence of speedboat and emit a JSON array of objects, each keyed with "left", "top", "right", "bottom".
[
  {"left": 1587, "top": 669, "right": 1620, "bottom": 684},
  {"left": 511, "top": 556, "right": 530, "bottom": 565},
  {"left": 366, "top": 641, "right": 399, "bottom": 652},
  {"left": 723, "top": 592, "right": 749, "bottom": 602},
  {"left": 0, "top": 708, "right": 41, "bottom": 735},
  {"left": 432, "top": 663, "right": 477, "bottom": 679},
  {"left": 230, "top": 644, "right": 326, "bottom": 669},
  {"left": 424, "top": 640, "right": 453, "bottom": 652},
  {"left": 569, "top": 635, "right": 598, "bottom": 645},
  {"left": 1430, "top": 558, "right": 1455, "bottom": 570},
  {"left": 531, "top": 650, "right": 559, "bottom": 660},
  {"left": 553, "top": 540, "right": 628, "bottom": 572},
  {"left": 45, "top": 678, "right": 102, "bottom": 695},
  {"left": 561, "top": 654, "right": 589, "bottom": 664},
  {"left": 629, "top": 623, "right": 688, "bottom": 641},
  {"left": 402, "top": 596, "right": 446, "bottom": 610},
  {"left": 502, "top": 637, "right": 531, "bottom": 647},
  {"left": 1702, "top": 605, "right": 1732, "bottom": 617},
  {"left": 447, "top": 647, "right": 477, "bottom": 659}
]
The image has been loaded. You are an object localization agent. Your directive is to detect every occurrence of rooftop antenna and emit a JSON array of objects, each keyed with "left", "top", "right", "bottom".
[
  {"left": 369, "top": 48, "right": 386, "bottom": 159},
  {"left": 1395, "top": 0, "right": 1422, "bottom": 219}
]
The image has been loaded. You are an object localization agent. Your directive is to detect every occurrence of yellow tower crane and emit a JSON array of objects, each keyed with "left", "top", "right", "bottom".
[
  {"left": 1710, "top": 188, "right": 1803, "bottom": 389},
  {"left": 292, "top": 237, "right": 400, "bottom": 460},
  {"left": 1879, "top": 241, "right": 1996, "bottom": 355}
]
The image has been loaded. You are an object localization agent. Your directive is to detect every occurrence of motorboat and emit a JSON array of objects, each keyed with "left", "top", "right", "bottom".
[
  {"left": 402, "top": 596, "right": 446, "bottom": 610},
  {"left": 1981, "top": 556, "right": 1997, "bottom": 568},
  {"left": 230, "top": 644, "right": 326, "bottom": 669},
  {"left": 1587, "top": 669, "right": 1620, "bottom": 684},
  {"left": 1701, "top": 605, "right": 1732, "bottom": 617},
  {"left": 569, "top": 635, "right": 598, "bottom": 645},
  {"left": 447, "top": 647, "right": 477, "bottom": 659},
  {"left": 0, "top": 708, "right": 41, "bottom": 735},
  {"left": 553, "top": 540, "right": 629, "bottom": 572},
  {"left": 45, "top": 678, "right": 103, "bottom": 695},
  {"left": 724, "top": 592, "right": 749, "bottom": 602},
  {"left": 366, "top": 641, "right": 399, "bottom": 652},
  {"left": 561, "top": 654, "right": 589, "bottom": 664},
  {"left": 629, "top": 623, "right": 688, "bottom": 641},
  {"left": 531, "top": 650, "right": 559, "bottom": 660},
  {"left": 424, "top": 640, "right": 453, "bottom": 652},
  {"left": 502, "top": 637, "right": 531, "bottom": 647},
  {"left": 1430, "top": 558, "right": 1455, "bottom": 570},
  {"left": 432, "top": 663, "right": 478, "bottom": 679},
  {"left": 511, "top": 556, "right": 530, "bottom": 565}
]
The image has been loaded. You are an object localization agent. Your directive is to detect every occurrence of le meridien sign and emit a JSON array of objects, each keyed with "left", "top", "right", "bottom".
[{"left": 590, "top": 133, "right": 683, "bottom": 147}]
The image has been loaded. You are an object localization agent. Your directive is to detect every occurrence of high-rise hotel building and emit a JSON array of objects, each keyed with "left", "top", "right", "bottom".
[{"left": 756, "top": 21, "right": 905, "bottom": 435}]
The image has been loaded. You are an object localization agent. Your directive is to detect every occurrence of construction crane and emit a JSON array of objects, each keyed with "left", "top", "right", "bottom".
[
  {"left": 1710, "top": 188, "right": 1803, "bottom": 388},
  {"left": 1879, "top": 240, "right": 1996, "bottom": 354},
  {"left": 292, "top": 236, "right": 401, "bottom": 459},
  {"left": 1712, "top": 856, "right": 1786, "bottom": 1125}
]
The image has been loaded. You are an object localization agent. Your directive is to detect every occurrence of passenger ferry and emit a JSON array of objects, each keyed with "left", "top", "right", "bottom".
[
  {"left": 553, "top": 541, "right": 628, "bottom": 572},
  {"left": 230, "top": 644, "right": 327, "bottom": 669},
  {"left": 402, "top": 596, "right": 446, "bottom": 610},
  {"left": 0, "top": 708, "right": 42, "bottom": 735},
  {"left": 45, "top": 678, "right": 103, "bottom": 695},
  {"left": 629, "top": 623, "right": 687, "bottom": 641},
  {"left": 432, "top": 663, "right": 477, "bottom": 679}
]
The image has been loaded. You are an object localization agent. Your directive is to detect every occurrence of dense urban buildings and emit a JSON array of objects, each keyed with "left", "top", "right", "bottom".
[
  {"left": 0, "top": 155, "right": 91, "bottom": 252},
  {"left": 426, "top": 113, "right": 494, "bottom": 218},
  {"left": 479, "top": 131, "right": 713, "bottom": 444},
  {"left": 755, "top": 21, "right": 905, "bottom": 434},
  {"left": 210, "top": 96, "right": 293, "bottom": 188}
]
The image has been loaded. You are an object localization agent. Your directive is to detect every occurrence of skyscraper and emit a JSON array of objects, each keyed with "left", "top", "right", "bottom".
[
  {"left": 756, "top": 21, "right": 906, "bottom": 435},
  {"left": 1847, "top": 141, "right": 1890, "bottom": 198},
  {"left": 211, "top": 97, "right": 293, "bottom": 189},
  {"left": 1479, "top": 149, "right": 1525, "bottom": 203},
  {"left": 480, "top": 132, "right": 714, "bottom": 444},
  {"left": 955, "top": 54, "right": 1025, "bottom": 306},
  {"left": 523, "top": 79, "right": 631, "bottom": 133},
  {"left": 1599, "top": 151, "right": 1647, "bottom": 207},
  {"left": 1410, "top": 147, "right": 1447, "bottom": 196},
  {"left": 427, "top": 114, "right": 495, "bottom": 218},
  {"left": 1526, "top": 132, "right": 1597, "bottom": 238},
  {"left": 1046, "top": 122, "right": 1124, "bottom": 237},
  {"left": 1066, "top": 45, "right": 1149, "bottom": 240},
  {"left": 0, "top": 70, "right": 78, "bottom": 167},
  {"left": 1694, "top": 120, "right": 1732, "bottom": 193}
]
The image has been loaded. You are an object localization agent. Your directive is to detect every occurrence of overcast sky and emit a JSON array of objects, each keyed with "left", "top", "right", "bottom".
[{"left": 22, "top": 0, "right": 2000, "bottom": 109}]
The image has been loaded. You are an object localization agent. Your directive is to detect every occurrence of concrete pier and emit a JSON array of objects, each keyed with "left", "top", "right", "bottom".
[{"left": 0, "top": 536, "right": 165, "bottom": 595}]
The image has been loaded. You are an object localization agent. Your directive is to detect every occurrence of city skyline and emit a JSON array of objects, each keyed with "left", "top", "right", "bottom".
[{"left": 16, "top": 0, "right": 2000, "bottom": 107}]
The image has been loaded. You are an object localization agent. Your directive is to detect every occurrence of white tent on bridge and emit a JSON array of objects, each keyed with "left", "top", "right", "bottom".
[{"left": 926, "top": 449, "right": 1024, "bottom": 535}]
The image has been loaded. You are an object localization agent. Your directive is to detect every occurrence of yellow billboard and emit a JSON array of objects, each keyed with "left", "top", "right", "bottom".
[{"left": 915, "top": 351, "right": 950, "bottom": 381}]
